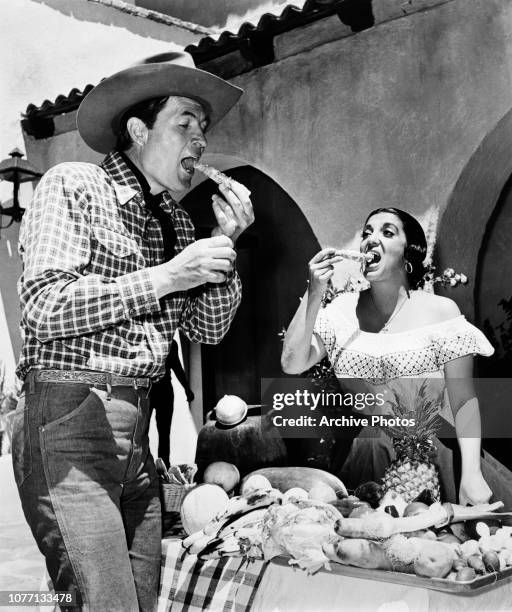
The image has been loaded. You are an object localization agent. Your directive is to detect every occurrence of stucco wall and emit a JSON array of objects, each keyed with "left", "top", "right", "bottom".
[
  {"left": 23, "top": 0, "right": 512, "bottom": 304},
  {"left": 212, "top": 0, "right": 512, "bottom": 251},
  {"left": 28, "top": 0, "right": 512, "bottom": 241}
]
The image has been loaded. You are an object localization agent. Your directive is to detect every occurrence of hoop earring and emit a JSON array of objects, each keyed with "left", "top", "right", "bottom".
[{"left": 405, "top": 260, "right": 413, "bottom": 274}]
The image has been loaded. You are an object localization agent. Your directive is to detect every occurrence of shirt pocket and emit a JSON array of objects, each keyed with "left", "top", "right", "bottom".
[{"left": 91, "top": 225, "right": 139, "bottom": 258}]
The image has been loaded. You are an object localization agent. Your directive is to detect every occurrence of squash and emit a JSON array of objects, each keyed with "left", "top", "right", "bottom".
[
  {"left": 241, "top": 467, "right": 348, "bottom": 497},
  {"left": 180, "top": 484, "right": 230, "bottom": 536}
]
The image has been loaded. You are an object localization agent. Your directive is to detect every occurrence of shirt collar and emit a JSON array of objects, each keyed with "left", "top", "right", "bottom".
[{"left": 101, "top": 150, "right": 173, "bottom": 208}]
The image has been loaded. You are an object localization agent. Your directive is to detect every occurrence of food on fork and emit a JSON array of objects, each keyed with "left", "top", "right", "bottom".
[{"left": 335, "top": 249, "right": 376, "bottom": 263}]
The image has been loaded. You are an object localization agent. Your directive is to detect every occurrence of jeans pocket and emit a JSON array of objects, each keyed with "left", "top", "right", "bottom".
[
  {"left": 11, "top": 396, "right": 32, "bottom": 488},
  {"left": 41, "top": 383, "right": 95, "bottom": 431}
]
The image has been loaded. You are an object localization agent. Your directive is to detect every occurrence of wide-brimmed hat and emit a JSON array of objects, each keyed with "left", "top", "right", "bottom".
[{"left": 77, "top": 51, "right": 243, "bottom": 153}]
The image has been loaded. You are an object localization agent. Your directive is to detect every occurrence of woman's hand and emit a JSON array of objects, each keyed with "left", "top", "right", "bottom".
[
  {"left": 308, "top": 248, "right": 342, "bottom": 295},
  {"left": 459, "top": 471, "right": 492, "bottom": 505}
]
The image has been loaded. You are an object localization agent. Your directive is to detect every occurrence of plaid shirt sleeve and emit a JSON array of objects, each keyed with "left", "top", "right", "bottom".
[
  {"left": 179, "top": 270, "right": 242, "bottom": 344},
  {"left": 18, "top": 164, "right": 160, "bottom": 343}
]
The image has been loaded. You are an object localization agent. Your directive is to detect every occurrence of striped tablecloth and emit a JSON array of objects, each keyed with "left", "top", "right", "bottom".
[{"left": 158, "top": 539, "right": 267, "bottom": 612}]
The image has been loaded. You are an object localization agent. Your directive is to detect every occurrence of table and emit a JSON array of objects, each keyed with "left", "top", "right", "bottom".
[{"left": 158, "top": 539, "right": 512, "bottom": 612}]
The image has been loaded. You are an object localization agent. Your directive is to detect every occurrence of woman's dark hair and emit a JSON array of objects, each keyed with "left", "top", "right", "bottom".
[
  {"left": 116, "top": 96, "right": 169, "bottom": 151},
  {"left": 364, "top": 207, "right": 428, "bottom": 289}
]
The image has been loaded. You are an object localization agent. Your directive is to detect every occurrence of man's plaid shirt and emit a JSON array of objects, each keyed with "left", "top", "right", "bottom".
[{"left": 17, "top": 150, "right": 241, "bottom": 380}]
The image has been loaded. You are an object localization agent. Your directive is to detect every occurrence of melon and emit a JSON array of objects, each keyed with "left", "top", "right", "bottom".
[
  {"left": 241, "top": 467, "right": 348, "bottom": 497},
  {"left": 203, "top": 461, "right": 240, "bottom": 493},
  {"left": 240, "top": 474, "right": 273, "bottom": 495},
  {"left": 180, "top": 484, "right": 229, "bottom": 535},
  {"left": 282, "top": 487, "right": 309, "bottom": 502},
  {"left": 308, "top": 483, "right": 337, "bottom": 503}
]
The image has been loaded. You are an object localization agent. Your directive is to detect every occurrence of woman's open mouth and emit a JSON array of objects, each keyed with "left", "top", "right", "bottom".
[{"left": 366, "top": 251, "right": 381, "bottom": 268}]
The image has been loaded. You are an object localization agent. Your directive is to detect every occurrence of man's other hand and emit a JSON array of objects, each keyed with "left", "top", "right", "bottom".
[
  {"left": 211, "top": 180, "right": 254, "bottom": 243},
  {"left": 151, "top": 236, "right": 236, "bottom": 297}
]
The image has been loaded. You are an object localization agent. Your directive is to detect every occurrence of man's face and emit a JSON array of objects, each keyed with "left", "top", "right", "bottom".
[{"left": 139, "top": 96, "right": 209, "bottom": 196}]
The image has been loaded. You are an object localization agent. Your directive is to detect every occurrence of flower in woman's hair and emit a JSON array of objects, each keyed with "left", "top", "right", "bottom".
[
  {"left": 459, "top": 273, "right": 468, "bottom": 284},
  {"left": 444, "top": 268, "right": 455, "bottom": 278}
]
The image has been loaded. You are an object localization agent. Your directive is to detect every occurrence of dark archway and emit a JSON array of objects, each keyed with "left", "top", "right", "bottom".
[
  {"left": 181, "top": 166, "right": 320, "bottom": 414},
  {"left": 436, "top": 108, "right": 512, "bottom": 320}
]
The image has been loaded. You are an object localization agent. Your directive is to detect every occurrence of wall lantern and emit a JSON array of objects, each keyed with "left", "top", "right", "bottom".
[{"left": 0, "top": 148, "right": 42, "bottom": 227}]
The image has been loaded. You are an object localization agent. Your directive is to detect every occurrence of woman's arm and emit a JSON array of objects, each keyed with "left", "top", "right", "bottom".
[
  {"left": 281, "top": 248, "right": 341, "bottom": 374},
  {"left": 444, "top": 355, "right": 492, "bottom": 504}
]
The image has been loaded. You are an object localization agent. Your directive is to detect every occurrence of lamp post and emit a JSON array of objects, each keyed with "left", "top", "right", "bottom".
[{"left": 0, "top": 148, "right": 42, "bottom": 227}]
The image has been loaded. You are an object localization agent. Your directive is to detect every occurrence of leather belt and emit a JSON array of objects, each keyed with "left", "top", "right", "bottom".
[{"left": 33, "top": 369, "right": 151, "bottom": 389}]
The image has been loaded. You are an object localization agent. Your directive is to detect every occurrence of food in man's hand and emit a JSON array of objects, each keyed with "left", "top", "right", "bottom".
[
  {"left": 354, "top": 481, "right": 383, "bottom": 508},
  {"left": 180, "top": 484, "right": 230, "bottom": 535},
  {"left": 193, "top": 161, "right": 252, "bottom": 197},
  {"left": 203, "top": 461, "right": 240, "bottom": 493}
]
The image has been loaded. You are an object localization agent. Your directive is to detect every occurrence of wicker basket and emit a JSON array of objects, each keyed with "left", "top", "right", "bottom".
[
  {"left": 160, "top": 482, "right": 195, "bottom": 513},
  {"left": 160, "top": 483, "right": 196, "bottom": 536}
]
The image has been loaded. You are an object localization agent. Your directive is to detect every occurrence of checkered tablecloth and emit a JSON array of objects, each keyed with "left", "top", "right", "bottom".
[{"left": 158, "top": 539, "right": 267, "bottom": 612}]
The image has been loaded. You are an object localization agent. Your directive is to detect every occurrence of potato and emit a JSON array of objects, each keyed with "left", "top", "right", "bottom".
[{"left": 413, "top": 541, "right": 455, "bottom": 578}]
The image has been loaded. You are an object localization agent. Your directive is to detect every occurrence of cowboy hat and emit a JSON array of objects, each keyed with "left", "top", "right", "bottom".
[{"left": 77, "top": 51, "right": 243, "bottom": 153}]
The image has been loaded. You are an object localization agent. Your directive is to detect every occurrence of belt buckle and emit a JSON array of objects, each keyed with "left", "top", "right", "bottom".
[{"left": 132, "top": 377, "right": 147, "bottom": 390}]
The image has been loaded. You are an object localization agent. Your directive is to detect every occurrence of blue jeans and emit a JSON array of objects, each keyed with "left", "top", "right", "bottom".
[{"left": 11, "top": 372, "right": 161, "bottom": 611}]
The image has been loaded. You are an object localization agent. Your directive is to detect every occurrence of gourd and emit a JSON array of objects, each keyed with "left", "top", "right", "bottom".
[
  {"left": 180, "top": 484, "right": 229, "bottom": 536},
  {"left": 241, "top": 466, "right": 348, "bottom": 497}
]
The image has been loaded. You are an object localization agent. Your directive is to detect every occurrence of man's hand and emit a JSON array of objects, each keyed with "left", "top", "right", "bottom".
[
  {"left": 151, "top": 236, "right": 236, "bottom": 298},
  {"left": 211, "top": 181, "right": 254, "bottom": 243}
]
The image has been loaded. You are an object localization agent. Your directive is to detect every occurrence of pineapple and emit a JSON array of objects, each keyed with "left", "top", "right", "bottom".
[{"left": 381, "top": 382, "right": 442, "bottom": 503}]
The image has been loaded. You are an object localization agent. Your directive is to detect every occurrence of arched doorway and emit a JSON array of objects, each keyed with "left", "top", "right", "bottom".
[
  {"left": 475, "top": 172, "right": 512, "bottom": 377},
  {"left": 181, "top": 166, "right": 320, "bottom": 415},
  {"left": 436, "top": 108, "right": 512, "bottom": 321},
  {"left": 436, "top": 110, "right": 512, "bottom": 469}
]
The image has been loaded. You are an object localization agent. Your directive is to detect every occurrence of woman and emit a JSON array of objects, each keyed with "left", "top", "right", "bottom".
[{"left": 281, "top": 207, "right": 512, "bottom": 507}]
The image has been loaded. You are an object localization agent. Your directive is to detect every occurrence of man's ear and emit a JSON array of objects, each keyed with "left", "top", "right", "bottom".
[{"left": 126, "top": 117, "right": 148, "bottom": 147}]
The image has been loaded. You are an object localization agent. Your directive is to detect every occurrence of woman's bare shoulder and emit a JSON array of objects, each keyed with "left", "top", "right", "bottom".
[{"left": 410, "top": 290, "right": 461, "bottom": 323}]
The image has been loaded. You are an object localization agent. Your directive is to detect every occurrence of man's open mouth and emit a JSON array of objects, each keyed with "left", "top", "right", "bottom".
[{"left": 181, "top": 157, "right": 198, "bottom": 175}]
